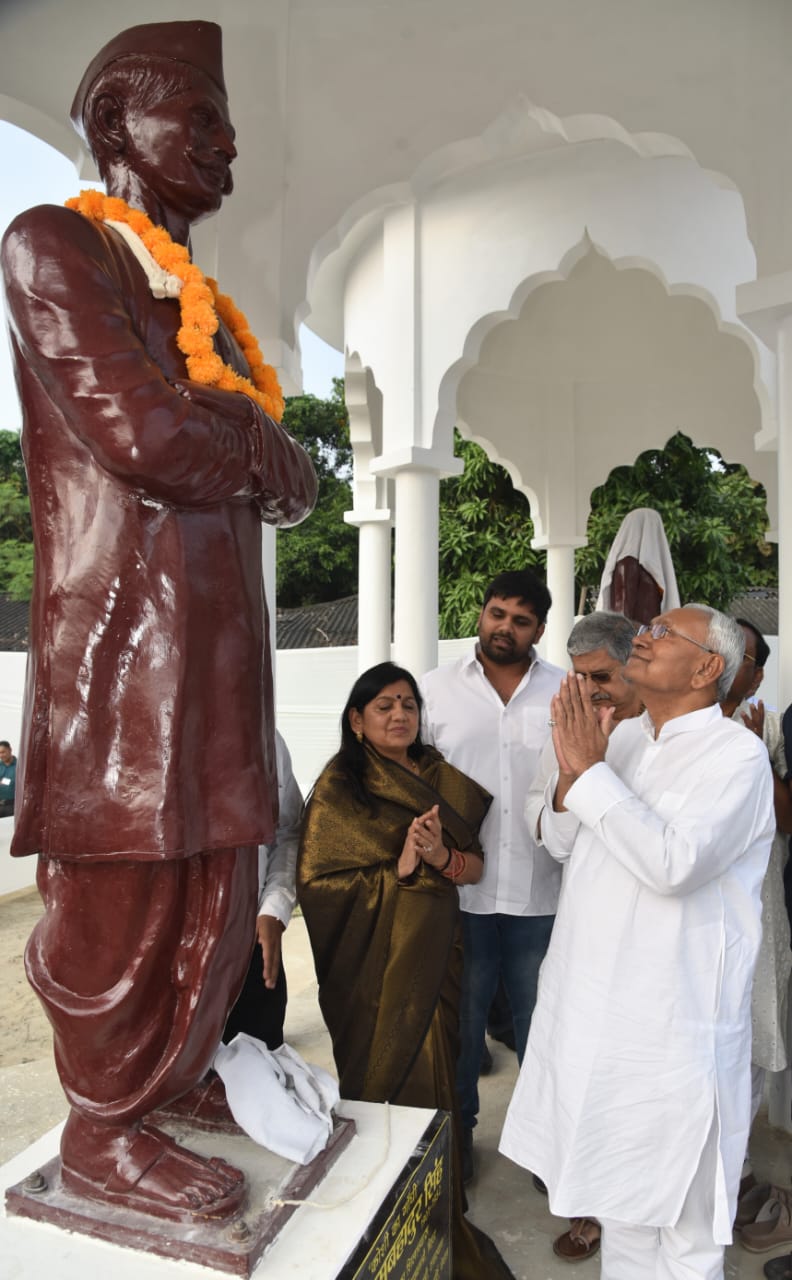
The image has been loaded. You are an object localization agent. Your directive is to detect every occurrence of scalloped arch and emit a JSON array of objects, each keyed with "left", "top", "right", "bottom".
[
  {"left": 344, "top": 351, "right": 386, "bottom": 514},
  {"left": 453, "top": 416, "right": 545, "bottom": 541},
  {"left": 304, "top": 95, "right": 741, "bottom": 310},
  {"left": 438, "top": 232, "right": 775, "bottom": 527}
]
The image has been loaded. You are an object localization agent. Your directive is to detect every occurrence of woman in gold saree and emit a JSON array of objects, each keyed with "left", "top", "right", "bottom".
[{"left": 298, "top": 662, "right": 512, "bottom": 1279}]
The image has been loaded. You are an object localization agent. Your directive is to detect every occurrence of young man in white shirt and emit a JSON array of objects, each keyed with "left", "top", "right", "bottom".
[
  {"left": 500, "top": 605, "right": 775, "bottom": 1280},
  {"left": 421, "top": 568, "right": 564, "bottom": 1180}
]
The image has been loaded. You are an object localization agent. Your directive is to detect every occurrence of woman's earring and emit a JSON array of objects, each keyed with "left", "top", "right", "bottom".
[{"left": 355, "top": 731, "right": 363, "bottom": 743}]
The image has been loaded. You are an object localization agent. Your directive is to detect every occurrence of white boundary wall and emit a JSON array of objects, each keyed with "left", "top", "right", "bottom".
[{"left": 0, "top": 638, "right": 782, "bottom": 898}]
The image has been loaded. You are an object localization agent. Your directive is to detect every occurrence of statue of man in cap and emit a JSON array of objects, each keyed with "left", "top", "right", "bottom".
[{"left": 1, "top": 21, "right": 317, "bottom": 1221}]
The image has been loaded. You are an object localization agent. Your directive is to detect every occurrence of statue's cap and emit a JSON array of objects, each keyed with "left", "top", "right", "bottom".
[{"left": 70, "top": 20, "right": 225, "bottom": 136}]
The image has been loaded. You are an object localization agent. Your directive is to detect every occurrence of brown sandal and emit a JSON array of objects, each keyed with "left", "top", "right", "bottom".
[
  {"left": 552, "top": 1218, "right": 601, "bottom": 1262},
  {"left": 742, "top": 1188, "right": 792, "bottom": 1254},
  {"left": 735, "top": 1182, "right": 774, "bottom": 1229}
]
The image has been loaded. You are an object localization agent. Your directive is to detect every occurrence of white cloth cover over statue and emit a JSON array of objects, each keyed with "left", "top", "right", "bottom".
[{"left": 596, "top": 507, "right": 680, "bottom": 617}]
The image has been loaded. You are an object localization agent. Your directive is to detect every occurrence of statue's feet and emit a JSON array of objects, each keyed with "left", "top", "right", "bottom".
[
  {"left": 60, "top": 1111, "right": 246, "bottom": 1223},
  {"left": 151, "top": 1072, "right": 239, "bottom": 1130}
]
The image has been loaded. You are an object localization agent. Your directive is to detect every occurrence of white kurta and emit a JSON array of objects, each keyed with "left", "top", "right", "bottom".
[{"left": 500, "top": 704, "right": 775, "bottom": 1245}]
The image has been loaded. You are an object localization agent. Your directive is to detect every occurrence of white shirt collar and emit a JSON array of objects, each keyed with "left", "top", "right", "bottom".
[{"left": 640, "top": 702, "right": 722, "bottom": 742}]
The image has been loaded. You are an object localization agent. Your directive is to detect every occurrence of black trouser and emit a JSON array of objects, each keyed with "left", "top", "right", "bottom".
[{"left": 222, "top": 941, "right": 287, "bottom": 1050}]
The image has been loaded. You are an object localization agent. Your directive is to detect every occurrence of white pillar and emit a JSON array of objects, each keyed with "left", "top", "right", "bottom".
[
  {"left": 776, "top": 316, "right": 792, "bottom": 709},
  {"left": 345, "top": 511, "right": 392, "bottom": 672},
  {"left": 737, "top": 274, "right": 789, "bottom": 706},
  {"left": 735, "top": 275, "right": 790, "bottom": 1133},
  {"left": 543, "top": 544, "right": 576, "bottom": 669},
  {"left": 769, "top": 317, "right": 792, "bottom": 1134},
  {"left": 393, "top": 467, "right": 440, "bottom": 678}
]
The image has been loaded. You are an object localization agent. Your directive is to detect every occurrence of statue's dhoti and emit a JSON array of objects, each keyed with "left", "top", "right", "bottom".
[{"left": 27, "top": 847, "right": 257, "bottom": 1123}]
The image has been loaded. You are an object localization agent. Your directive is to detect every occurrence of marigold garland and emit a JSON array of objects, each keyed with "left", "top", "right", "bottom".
[{"left": 66, "top": 189, "right": 284, "bottom": 422}]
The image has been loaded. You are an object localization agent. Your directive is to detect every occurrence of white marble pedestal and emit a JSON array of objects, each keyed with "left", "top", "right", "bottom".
[{"left": 2, "top": 1101, "right": 443, "bottom": 1278}]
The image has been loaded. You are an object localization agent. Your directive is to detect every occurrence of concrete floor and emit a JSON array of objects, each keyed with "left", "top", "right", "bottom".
[{"left": 1, "top": 886, "right": 789, "bottom": 1278}]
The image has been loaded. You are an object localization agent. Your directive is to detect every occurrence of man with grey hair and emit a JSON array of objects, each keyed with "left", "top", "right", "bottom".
[
  {"left": 566, "top": 610, "right": 642, "bottom": 719},
  {"left": 526, "top": 612, "right": 643, "bottom": 854},
  {"left": 502, "top": 605, "right": 775, "bottom": 1280},
  {"left": 525, "top": 610, "right": 642, "bottom": 1263}
]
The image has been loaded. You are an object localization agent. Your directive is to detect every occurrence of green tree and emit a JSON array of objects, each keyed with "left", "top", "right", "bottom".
[
  {"left": 436, "top": 428, "right": 776, "bottom": 637},
  {"left": 438, "top": 431, "right": 544, "bottom": 638},
  {"left": 575, "top": 432, "right": 776, "bottom": 613},
  {"left": 273, "top": 386, "right": 776, "bottom": 628},
  {"left": 276, "top": 379, "right": 358, "bottom": 607},
  {"left": 0, "top": 429, "right": 33, "bottom": 600}
]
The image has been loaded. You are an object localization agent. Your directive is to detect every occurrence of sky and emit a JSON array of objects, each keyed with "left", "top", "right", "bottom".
[{"left": 0, "top": 121, "right": 343, "bottom": 431}]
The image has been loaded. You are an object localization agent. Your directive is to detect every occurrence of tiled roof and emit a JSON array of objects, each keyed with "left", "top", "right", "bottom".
[
  {"left": 275, "top": 595, "right": 358, "bottom": 649},
  {"left": 581, "top": 586, "right": 779, "bottom": 637},
  {"left": 0, "top": 587, "right": 778, "bottom": 657},
  {"left": 0, "top": 593, "right": 362, "bottom": 654},
  {"left": 727, "top": 588, "right": 778, "bottom": 638},
  {"left": 0, "top": 595, "right": 30, "bottom": 652}
]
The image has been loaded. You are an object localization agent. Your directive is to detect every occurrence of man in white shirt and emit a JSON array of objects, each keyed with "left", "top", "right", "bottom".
[
  {"left": 224, "top": 731, "right": 303, "bottom": 1049},
  {"left": 526, "top": 611, "right": 643, "bottom": 847},
  {"left": 421, "top": 568, "right": 565, "bottom": 1178},
  {"left": 500, "top": 605, "right": 775, "bottom": 1280},
  {"left": 525, "top": 610, "right": 642, "bottom": 1264}
]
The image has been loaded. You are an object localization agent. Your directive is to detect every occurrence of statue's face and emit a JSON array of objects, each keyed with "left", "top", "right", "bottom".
[{"left": 121, "top": 68, "right": 236, "bottom": 223}]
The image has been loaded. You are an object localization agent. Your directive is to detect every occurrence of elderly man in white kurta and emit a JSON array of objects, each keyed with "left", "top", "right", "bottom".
[{"left": 500, "top": 605, "right": 775, "bottom": 1280}]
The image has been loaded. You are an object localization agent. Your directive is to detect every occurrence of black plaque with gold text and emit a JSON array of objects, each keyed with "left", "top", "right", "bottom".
[{"left": 341, "top": 1111, "right": 451, "bottom": 1280}]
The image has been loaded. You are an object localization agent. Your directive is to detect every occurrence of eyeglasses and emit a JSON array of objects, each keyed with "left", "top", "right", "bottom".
[
  {"left": 635, "top": 622, "right": 716, "bottom": 655},
  {"left": 576, "top": 667, "right": 620, "bottom": 685},
  {"left": 741, "top": 652, "right": 756, "bottom": 665}
]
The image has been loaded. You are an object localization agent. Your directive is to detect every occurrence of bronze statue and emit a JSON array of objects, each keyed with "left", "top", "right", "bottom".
[{"left": 1, "top": 20, "right": 317, "bottom": 1222}]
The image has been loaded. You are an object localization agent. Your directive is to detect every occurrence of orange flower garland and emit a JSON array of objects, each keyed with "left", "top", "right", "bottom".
[{"left": 66, "top": 189, "right": 284, "bottom": 422}]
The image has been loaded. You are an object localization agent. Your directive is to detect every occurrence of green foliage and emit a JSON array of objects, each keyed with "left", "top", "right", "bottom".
[
  {"left": 279, "top": 378, "right": 352, "bottom": 481},
  {"left": 575, "top": 432, "right": 776, "bottom": 613},
  {"left": 436, "top": 428, "right": 775, "bottom": 637},
  {"left": 268, "top": 383, "right": 778, "bottom": 631},
  {"left": 0, "top": 538, "right": 33, "bottom": 599},
  {"left": 0, "top": 430, "right": 32, "bottom": 600},
  {"left": 0, "top": 431, "right": 28, "bottom": 499},
  {"left": 438, "top": 432, "right": 544, "bottom": 638},
  {"left": 276, "top": 380, "right": 358, "bottom": 607}
]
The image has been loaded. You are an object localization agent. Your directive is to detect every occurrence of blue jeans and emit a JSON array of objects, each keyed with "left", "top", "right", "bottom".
[{"left": 457, "top": 911, "right": 555, "bottom": 1130}]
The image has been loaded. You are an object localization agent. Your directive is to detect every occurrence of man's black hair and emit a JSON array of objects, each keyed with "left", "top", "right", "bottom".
[
  {"left": 735, "top": 618, "right": 770, "bottom": 671},
  {"left": 482, "top": 569, "right": 552, "bottom": 624}
]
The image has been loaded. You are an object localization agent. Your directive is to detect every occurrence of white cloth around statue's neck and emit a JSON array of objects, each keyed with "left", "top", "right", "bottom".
[{"left": 105, "top": 219, "right": 183, "bottom": 299}]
